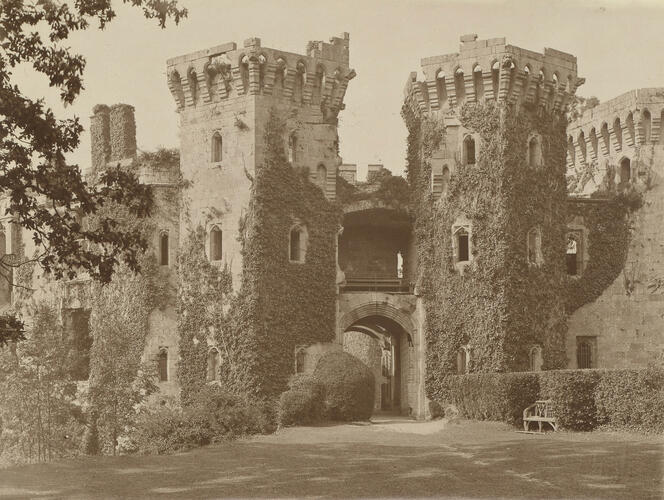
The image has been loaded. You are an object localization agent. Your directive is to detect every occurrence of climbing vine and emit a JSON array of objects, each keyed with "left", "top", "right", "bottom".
[
  {"left": 176, "top": 225, "right": 233, "bottom": 405},
  {"left": 213, "top": 109, "right": 340, "bottom": 400},
  {"left": 408, "top": 101, "right": 572, "bottom": 401}
]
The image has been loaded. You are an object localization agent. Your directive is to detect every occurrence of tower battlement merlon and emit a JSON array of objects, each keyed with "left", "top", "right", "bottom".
[
  {"left": 166, "top": 33, "right": 355, "bottom": 117},
  {"left": 566, "top": 88, "right": 664, "bottom": 173},
  {"left": 404, "top": 34, "right": 584, "bottom": 118}
]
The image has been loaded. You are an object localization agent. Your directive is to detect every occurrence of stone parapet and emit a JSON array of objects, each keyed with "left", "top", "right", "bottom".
[{"left": 402, "top": 34, "right": 584, "bottom": 125}]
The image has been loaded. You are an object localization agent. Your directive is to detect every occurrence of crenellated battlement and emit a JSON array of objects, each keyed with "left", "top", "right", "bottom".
[
  {"left": 566, "top": 88, "right": 664, "bottom": 167},
  {"left": 166, "top": 33, "right": 355, "bottom": 120},
  {"left": 402, "top": 34, "right": 584, "bottom": 124},
  {"left": 566, "top": 88, "right": 664, "bottom": 195}
]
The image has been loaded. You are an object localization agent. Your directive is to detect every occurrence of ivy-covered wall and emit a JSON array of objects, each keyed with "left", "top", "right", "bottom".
[
  {"left": 177, "top": 109, "right": 340, "bottom": 402},
  {"left": 407, "top": 101, "right": 571, "bottom": 401}
]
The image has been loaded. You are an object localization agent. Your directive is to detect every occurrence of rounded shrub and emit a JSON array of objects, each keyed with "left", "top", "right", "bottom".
[
  {"left": 312, "top": 351, "right": 375, "bottom": 421},
  {"left": 277, "top": 374, "right": 325, "bottom": 427}
]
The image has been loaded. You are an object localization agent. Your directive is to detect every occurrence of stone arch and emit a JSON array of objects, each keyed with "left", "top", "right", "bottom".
[{"left": 339, "top": 302, "right": 417, "bottom": 339}]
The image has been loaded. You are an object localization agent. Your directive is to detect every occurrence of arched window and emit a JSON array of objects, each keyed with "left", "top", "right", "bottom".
[
  {"left": 527, "top": 226, "right": 542, "bottom": 266},
  {"left": 294, "top": 60, "right": 306, "bottom": 102},
  {"left": 317, "top": 164, "right": 327, "bottom": 186},
  {"left": 289, "top": 225, "right": 307, "bottom": 263},
  {"left": 463, "top": 135, "right": 476, "bottom": 165},
  {"left": 158, "top": 348, "right": 168, "bottom": 382},
  {"left": 456, "top": 347, "right": 468, "bottom": 374},
  {"left": 620, "top": 157, "right": 631, "bottom": 185},
  {"left": 288, "top": 133, "right": 297, "bottom": 163},
  {"left": 529, "top": 346, "right": 543, "bottom": 372},
  {"left": 528, "top": 135, "right": 542, "bottom": 167},
  {"left": 210, "top": 226, "right": 222, "bottom": 261},
  {"left": 567, "top": 136, "right": 575, "bottom": 165},
  {"left": 642, "top": 110, "right": 652, "bottom": 144},
  {"left": 212, "top": 133, "right": 223, "bottom": 162},
  {"left": 207, "top": 348, "right": 220, "bottom": 382},
  {"left": 577, "top": 340, "right": 592, "bottom": 369},
  {"left": 159, "top": 231, "right": 169, "bottom": 266},
  {"left": 566, "top": 235, "right": 579, "bottom": 276}
]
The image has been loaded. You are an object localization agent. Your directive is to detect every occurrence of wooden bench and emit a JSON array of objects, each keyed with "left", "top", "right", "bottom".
[{"left": 523, "top": 399, "right": 557, "bottom": 433}]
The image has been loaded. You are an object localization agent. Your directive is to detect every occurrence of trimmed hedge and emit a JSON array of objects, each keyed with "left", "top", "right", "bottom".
[
  {"left": 594, "top": 367, "right": 664, "bottom": 433},
  {"left": 539, "top": 370, "right": 601, "bottom": 431},
  {"left": 437, "top": 367, "right": 664, "bottom": 433},
  {"left": 440, "top": 372, "right": 539, "bottom": 426},
  {"left": 313, "top": 351, "right": 375, "bottom": 421},
  {"left": 278, "top": 374, "right": 325, "bottom": 427}
]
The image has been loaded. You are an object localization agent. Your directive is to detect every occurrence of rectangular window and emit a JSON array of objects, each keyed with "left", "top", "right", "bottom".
[{"left": 458, "top": 234, "right": 469, "bottom": 262}]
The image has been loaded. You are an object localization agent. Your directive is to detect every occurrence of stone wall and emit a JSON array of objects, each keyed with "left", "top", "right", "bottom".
[
  {"left": 167, "top": 34, "right": 354, "bottom": 287},
  {"left": 566, "top": 145, "right": 664, "bottom": 368}
]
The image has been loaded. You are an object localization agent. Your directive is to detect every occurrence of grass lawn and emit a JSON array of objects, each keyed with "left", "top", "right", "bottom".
[{"left": 0, "top": 417, "right": 661, "bottom": 499}]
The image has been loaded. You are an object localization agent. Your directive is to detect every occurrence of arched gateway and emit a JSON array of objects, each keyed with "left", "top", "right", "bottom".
[{"left": 337, "top": 300, "right": 423, "bottom": 417}]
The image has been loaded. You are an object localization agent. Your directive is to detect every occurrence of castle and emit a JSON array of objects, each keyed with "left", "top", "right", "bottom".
[{"left": 3, "top": 33, "right": 663, "bottom": 419}]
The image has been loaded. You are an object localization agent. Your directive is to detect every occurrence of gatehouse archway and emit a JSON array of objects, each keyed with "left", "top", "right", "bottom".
[{"left": 338, "top": 301, "right": 420, "bottom": 417}]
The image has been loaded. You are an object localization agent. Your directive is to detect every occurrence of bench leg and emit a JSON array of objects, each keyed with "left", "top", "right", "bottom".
[
  {"left": 524, "top": 421, "right": 528, "bottom": 431},
  {"left": 538, "top": 421, "right": 542, "bottom": 433}
]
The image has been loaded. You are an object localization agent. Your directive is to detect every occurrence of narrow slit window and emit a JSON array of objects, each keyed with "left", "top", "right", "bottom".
[
  {"left": 290, "top": 227, "right": 301, "bottom": 262},
  {"left": 620, "top": 158, "right": 631, "bottom": 185},
  {"left": 207, "top": 348, "right": 220, "bottom": 382},
  {"left": 458, "top": 231, "right": 469, "bottom": 262},
  {"left": 159, "top": 232, "right": 169, "bottom": 266},
  {"left": 566, "top": 236, "right": 578, "bottom": 276},
  {"left": 464, "top": 136, "right": 476, "bottom": 165},
  {"left": 158, "top": 349, "right": 168, "bottom": 382},
  {"left": 210, "top": 226, "right": 222, "bottom": 261},
  {"left": 212, "top": 133, "right": 223, "bottom": 162}
]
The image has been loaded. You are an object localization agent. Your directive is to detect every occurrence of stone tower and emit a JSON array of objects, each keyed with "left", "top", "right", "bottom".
[
  {"left": 166, "top": 34, "right": 355, "bottom": 283},
  {"left": 402, "top": 35, "right": 584, "bottom": 382}
]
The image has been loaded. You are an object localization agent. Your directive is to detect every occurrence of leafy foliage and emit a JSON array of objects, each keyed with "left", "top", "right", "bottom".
[
  {"left": 0, "top": 304, "right": 85, "bottom": 465},
  {"left": 407, "top": 101, "right": 570, "bottom": 399},
  {"left": 440, "top": 372, "right": 540, "bottom": 426},
  {"left": 277, "top": 374, "right": 325, "bottom": 427},
  {"left": 208, "top": 108, "right": 339, "bottom": 400},
  {"left": 312, "top": 351, "right": 375, "bottom": 421},
  {"left": 176, "top": 226, "right": 233, "bottom": 406},
  {"left": 594, "top": 367, "right": 664, "bottom": 433},
  {"left": 0, "top": 0, "right": 186, "bottom": 347},
  {"left": 539, "top": 370, "right": 601, "bottom": 431},
  {"left": 129, "top": 385, "right": 275, "bottom": 455}
]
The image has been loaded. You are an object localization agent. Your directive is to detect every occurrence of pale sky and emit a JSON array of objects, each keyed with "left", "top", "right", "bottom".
[{"left": 14, "top": 0, "right": 664, "bottom": 179}]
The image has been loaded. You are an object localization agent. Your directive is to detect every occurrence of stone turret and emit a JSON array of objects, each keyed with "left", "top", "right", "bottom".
[
  {"left": 89, "top": 103, "right": 137, "bottom": 177},
  {"left": 167, "top": 34, "right": 355, "bottom": 282},
  {"left": 403, "top": 34, "right": 584, "bottom": 123}
]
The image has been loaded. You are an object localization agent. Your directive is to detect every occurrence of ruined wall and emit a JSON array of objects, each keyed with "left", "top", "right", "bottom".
[{"left": 566, "top": 89, "right": 664, "bottom": 368}]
